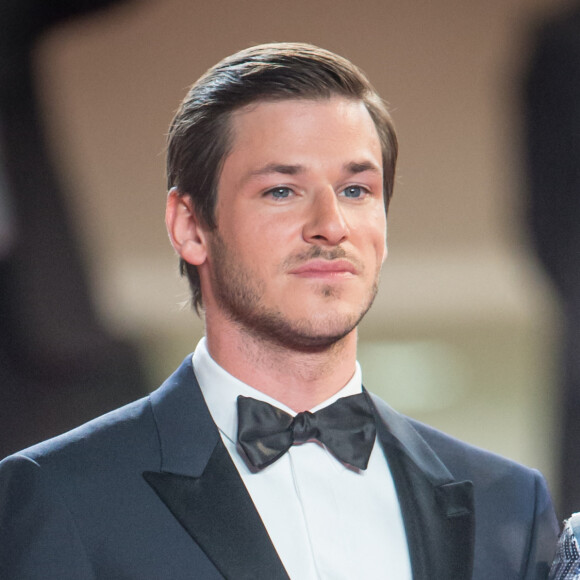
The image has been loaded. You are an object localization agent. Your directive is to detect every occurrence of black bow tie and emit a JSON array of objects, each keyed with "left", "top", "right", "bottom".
[{"left": 236, "top": 392, "right": 376, "bottom": 471}]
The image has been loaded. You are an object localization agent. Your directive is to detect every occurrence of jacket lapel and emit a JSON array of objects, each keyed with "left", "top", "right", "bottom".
[
  {"left": 144, "top": 357, "right": 289, "bottom": 580},
  {"left": 368, "top": 392, "right": 475, "bottom": 580}
]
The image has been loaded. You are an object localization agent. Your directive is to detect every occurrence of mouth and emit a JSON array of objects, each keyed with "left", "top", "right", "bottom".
[{"left": 288, "top": 259, "right": 358, "bottom": 279}]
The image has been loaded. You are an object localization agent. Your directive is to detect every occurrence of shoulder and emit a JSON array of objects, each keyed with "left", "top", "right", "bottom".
[
  {"left": 407, "top": 416, "right": 549, "bottom": 498},
  {"left": 409, "top": 418, "right": 532, "bottom": 475},
  {"left": 0, "top": 392, "right": 163, "bottom": 510},
  {"left": 369, "top": 391, "right": 554, "bottom": 517},
  {"left": 397, "top": 412, "right": 559, "bottom": 562},
  {"left": 0, "top": 392, "right": 174, "bottom": 579},
  {"left": 0, "top": 390, "right": 169, "bottom": 547},
  {"left": 6, "top": 394, "right": 155, "bottom": 467},
  {"left": 369, "top": 396, "right": 558, "bottom": 576},
  {"left": 0, "top": 354, "right": 201, "bottom": 485},
  {"left": 371, "top": 389, "right": 543, "bottom": 486}
]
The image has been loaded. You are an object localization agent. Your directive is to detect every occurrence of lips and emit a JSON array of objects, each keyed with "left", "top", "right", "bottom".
[{"left": 289, "top": 259, "right": 357, "bottom": 278}]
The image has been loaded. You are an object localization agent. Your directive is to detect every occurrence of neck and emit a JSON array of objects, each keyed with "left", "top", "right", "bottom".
[{"left": 204, "top": 320, "right": 358, "bottom": 412}]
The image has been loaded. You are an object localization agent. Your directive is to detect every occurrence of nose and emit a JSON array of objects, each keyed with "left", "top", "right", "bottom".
[{"left": 302, "top": 187, "right": 349, "bottom": 246}]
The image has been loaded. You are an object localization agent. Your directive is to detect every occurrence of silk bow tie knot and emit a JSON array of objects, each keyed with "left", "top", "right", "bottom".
[
  {"left": 291, "top": 411, "right": 319, "bottom": 443},
  {"left": 237, "top": 393, "right": 377, "bottom": 471}
]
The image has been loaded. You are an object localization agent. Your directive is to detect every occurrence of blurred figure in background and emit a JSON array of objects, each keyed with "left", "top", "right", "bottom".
[
  {"left": 0, "top": 0, "right": 146, "bottom": 458},
  {"left": 549, "top": 513, "right": 580, "bottom": 579},
  {"left": 524, "top": 2, "right": 580, "bottom": 520}
]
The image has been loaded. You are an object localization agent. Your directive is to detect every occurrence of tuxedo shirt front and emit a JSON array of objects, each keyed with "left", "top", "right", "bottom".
[{"left": 193, "top": 338, "right": 412, "bottom": 580}]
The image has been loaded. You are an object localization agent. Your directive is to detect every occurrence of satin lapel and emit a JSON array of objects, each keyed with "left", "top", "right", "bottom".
[
  {"left": 144, "top": 439, "right": 289, "bottom": 580},
  {"left": 368, "top": 392, "right": 475, "bottom": 580},
  {"left": 145, "top": 358, "right": 289, "bottom": 580}
]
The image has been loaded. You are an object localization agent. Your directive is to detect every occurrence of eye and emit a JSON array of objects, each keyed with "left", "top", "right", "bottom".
[
  {"left": 341, "top": 185, "right": 368, "bottom": 199},
  {"left": 266, "top": 186, "right": 293, "bottom": 200}
]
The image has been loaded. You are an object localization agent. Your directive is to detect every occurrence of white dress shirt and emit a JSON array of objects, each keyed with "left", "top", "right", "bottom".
[{"left": 193, "top": 338, "right": 412, "bottom": 580}]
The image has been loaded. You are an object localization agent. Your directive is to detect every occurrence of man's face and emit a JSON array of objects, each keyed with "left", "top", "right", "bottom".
[{"left": 203, "top": 97, "right": 387, "bottom": 350}]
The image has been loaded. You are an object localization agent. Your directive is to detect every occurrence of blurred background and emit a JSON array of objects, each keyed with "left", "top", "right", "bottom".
[{"left": 1, "top": 0, "right": 578, "bottom": 519}]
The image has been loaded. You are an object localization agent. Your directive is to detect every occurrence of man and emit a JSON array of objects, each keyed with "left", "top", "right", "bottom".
[{"left": 0, "top": 43, "right": 559, "bottom": 579}]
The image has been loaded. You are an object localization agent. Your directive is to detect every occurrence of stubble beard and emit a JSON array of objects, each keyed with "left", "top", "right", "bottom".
[{"left": 207, "top": 232, "right": 380, "bottom": 353}]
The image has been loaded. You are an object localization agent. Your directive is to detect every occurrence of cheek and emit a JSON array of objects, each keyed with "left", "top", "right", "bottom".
[
  {"left": 253, "top": 217, "right": 302, "bottom": 251},
  {"left": 229, "top": 233, "right": 281, "bottom": 276},
  {"left": 361, "top": 213, "right": 387, "bottom": 257}
]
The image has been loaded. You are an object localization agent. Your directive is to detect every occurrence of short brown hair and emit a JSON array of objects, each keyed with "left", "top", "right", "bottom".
[{"left": 167, "top": 42, "right": 398, "bottom": 312}]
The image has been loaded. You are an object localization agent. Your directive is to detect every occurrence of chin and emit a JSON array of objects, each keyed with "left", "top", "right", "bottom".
[{"left": 238, "top": 307, "right": 363, "bottom": 353}]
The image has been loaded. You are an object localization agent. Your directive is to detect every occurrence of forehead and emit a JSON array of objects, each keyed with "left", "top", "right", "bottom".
[{"left": 224, "top": 97, "right": 382, "bottom": 173}]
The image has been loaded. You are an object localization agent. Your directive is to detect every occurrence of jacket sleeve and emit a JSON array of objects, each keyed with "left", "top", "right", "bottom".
[
  {"left": 524, "top": 469, "right": 560, "bottom": 580},
  {"left": 0, "top": 454, "right": 96, "bottom": 580}
]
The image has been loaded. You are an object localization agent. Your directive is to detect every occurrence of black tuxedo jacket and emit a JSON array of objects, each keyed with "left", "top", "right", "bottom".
[{"left": 0, "top": 356, "right": 558, "bottom": 579}]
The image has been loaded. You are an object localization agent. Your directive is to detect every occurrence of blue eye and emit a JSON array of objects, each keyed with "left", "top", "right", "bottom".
[
  {"left": 267, "top": 187, "right": 292, "bottom": 199},
  {"left": 342, "top": 185, "right": 365, "bottom": 198}
]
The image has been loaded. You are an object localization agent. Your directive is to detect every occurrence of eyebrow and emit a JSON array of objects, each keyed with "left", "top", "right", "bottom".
[
  {"left": 247, "top": 163, "right": 305, "bottom": 178},
  {"left": 245, "top": 160, "right": 381, "bottom": 182},
  {"left": 344, "top": 160, "right": 382, "bottom": 176}
]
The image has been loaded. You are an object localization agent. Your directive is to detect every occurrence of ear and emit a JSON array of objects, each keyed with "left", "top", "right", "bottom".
[{"left": 165, "top": 187, "right": 208, "bottom": 266}]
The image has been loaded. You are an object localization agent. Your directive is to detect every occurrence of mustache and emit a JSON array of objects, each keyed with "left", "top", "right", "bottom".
[{"left": 282, "top": 246, "right": 363, "bottom": 271}]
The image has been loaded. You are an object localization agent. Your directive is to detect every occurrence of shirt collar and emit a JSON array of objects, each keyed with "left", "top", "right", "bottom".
[{"left": 192, "top": 337, "right": 363, "bottom": 444}]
